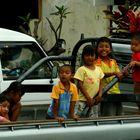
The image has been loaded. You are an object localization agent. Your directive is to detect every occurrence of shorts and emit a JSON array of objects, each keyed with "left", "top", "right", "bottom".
[{"left": 75, "top": 101, "right": 98, "bottom": 118}]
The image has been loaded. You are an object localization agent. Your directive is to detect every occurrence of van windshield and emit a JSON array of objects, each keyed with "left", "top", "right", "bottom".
[{"left": 0, "top": 42, "right": 52, "bottom": 80}]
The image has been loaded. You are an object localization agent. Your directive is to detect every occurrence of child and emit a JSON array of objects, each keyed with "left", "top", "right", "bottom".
[
  {"left": 0, "top": 94, "right": 10, "bottom": 123},
  {"left": 95, "top": 37, "right": 125, "bottom": 116},
  {"left": 129, "top": 33, "right": 140, "bottom": 114},
  {"left": 74, "top": 45, "right": 104, "bottom": 118},
  {"left": 47, "top": 64, "right": 79, "bottom": 123},
  {"left": 1, "top": 81, "right": 24, "bottom": 121}
]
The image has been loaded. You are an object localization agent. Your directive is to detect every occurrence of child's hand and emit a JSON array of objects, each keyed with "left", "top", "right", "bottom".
[
  {"left": 122, "top": 67, "right": 129, "bottom": 77},
  {"left": 55, "top": 116, "right": 65, "bottom": 123},
  {"left": 115, "top": 72, "right": 123, "bottom": 81},
  {"left": 71, "top": 114, "right": 79, "bottom": 121},
  {"left": 86, "top": 96, "right": 93, "bottom": 107},
  {"left": 94, "top": 95, "right": 102, "bottom": 105},
  {"left": 129, "top": 61, "right": 137, "bottom": 67}
]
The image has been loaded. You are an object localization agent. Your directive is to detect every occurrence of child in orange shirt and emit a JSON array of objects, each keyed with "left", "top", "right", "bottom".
[{"left": 47, "top": 64, "right": 79, "bottom": 123}]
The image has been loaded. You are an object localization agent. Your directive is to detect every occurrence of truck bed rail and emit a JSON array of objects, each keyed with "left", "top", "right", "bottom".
[{"left": 1, "top": 116, "right": 140, "bottom": 140}]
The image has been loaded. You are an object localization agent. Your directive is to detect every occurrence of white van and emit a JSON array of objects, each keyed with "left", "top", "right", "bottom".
[{"left": 0, "top": 28, "right": 58, "bottom": 107}]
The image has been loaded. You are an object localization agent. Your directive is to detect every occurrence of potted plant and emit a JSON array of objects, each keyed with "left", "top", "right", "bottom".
[
  {"left": 103, "top": 0, "right": 140, "bottom": 38},
  {"left": 46, "top": 5, "right": 71, "bottom": 55}
]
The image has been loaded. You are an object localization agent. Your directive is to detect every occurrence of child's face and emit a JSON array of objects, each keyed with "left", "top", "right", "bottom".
[
  {"left": 97, "top": 42, "right": 111, "bottom": 58},
  {"left": 131, "top": 39, "right": 140, "bottom": 53},
  {"left": 59, "top": 67, "right": 72, "bottom": 83},
  {"left": 0, "top": 100, "right": 9, "bottom": 117},
  {"left": 83, "top": 54, "right": 95, "bottom": 66}
]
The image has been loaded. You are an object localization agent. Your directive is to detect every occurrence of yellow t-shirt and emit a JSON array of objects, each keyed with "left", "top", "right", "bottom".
[
  {"left": 51, "top": 81, "right": 79, "bottom": 101},
  {"left": 74, "top": 66, "right": 104, "bottom": 101},
  {"left": 96, "top": 58, "right": 120, "bottom": 94}
]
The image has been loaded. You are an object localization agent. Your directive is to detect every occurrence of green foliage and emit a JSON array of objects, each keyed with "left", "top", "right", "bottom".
[{"left": 46, "top": 5, "right": 71, "bottom": 42}]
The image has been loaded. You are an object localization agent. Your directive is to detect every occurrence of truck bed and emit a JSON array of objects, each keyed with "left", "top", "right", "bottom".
[{"left": 1, "top": 116, "right": 140, "bottom": 140}]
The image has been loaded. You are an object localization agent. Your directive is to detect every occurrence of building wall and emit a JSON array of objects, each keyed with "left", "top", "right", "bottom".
[{"left": 37, "top": 0, "right": 110, "bottom": 55}]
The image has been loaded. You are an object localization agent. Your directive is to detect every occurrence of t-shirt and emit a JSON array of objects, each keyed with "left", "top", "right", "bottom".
[
  {"left": 132, "top": 52, "right": 140, "bottom": 82},
  {"left": 47, "top": 81, "right": 78, "bottom": 119},
  {"left": 96, "top": 58, "right": 121, "bottom": 94},
  {"left": 74, "top": 65, "right": 104, "bottom": 101}
]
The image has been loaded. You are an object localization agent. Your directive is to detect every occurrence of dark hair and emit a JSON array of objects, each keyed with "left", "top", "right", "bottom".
[
  {"left": 59, "top": 64, "right": 73, "bottom": 74},
  {"left": 132, "top": 33, "right": 140, "bottom": 41},
  {"left": 82, "top": 44, "right": 95, "bottom": 60},
  {"left": 0, "top": 94, "right": 9, "bottom": 103},
  {"left": 3, "top": 81, "right": 25, "bottom": 96},
  {"left": 95, "top": 37, "right": 114, "bottom": 58}
]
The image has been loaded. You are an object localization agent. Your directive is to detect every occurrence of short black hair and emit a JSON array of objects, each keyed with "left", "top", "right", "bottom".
[
  {"left": 95, "top": 37, "right": 114, "bottom": 58},
  {"left": 59, "top": 64, "right": 73, "bottom": 73},
  {"left": 82, "top": 44, "right": 95, "bottom": 60},
  {"left": 3, "top": 81, "right": 25, "bottom": 96},
  {"left": 0, "top": 94, "right": 9, "bottom": 103}
]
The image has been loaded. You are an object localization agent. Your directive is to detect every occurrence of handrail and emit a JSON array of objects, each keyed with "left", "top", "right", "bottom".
[{"left": 1, "top": 115, "right": 140, "bottom": 130}]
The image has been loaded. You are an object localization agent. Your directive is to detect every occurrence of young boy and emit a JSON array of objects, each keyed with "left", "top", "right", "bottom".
[
  {"left": 129, "top": 33, "right": 140, "bottom": 114},
  {"left": 1, "top": 81, "right": 24, "bottom": 121},
  {"left": 47, "top": 64, "right": 79, "bottom": 123}
]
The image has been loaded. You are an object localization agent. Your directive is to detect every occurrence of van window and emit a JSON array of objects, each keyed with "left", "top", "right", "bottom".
[{"left": 0, "top": 42, "right": 52, "bottom": 80}]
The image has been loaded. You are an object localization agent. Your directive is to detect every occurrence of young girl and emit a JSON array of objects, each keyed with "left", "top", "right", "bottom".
[
  {"left": 0, "top": 94, "right": 10, "bottom": 123},
  {"left": 74, "top": 45, "right": 104, "bottom": 118},
  {"left": 95, "top": 37, "right": 124, "bottom": 116},
  {"left": 129, "top": 33, "right": 140, "bottom": 114},
  {"left": 1, "top": 81, "right": 24, "bottom": 121},
  {"left": 47, "top": 64, "right": 79, "bottom": 123}
]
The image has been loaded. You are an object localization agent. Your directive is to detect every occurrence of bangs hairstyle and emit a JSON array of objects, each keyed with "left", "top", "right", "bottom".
[
  {"left": 132, "top": 33, "right": 140, "bottom": 41},
  {"left": 82, "top": 45, "right": 95, "bottom": 59},
  {"left": 95, "top": 37, "right": 114, "bottom": 58},
  {"left": 0, "top": 94, "right": 9, "bottom": 103}
]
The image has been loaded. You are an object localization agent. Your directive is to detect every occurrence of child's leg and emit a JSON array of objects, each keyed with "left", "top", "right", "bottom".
[
  {"left": 88, "top": 105, "right": 98, "bottom": 118},
  {"left": 75, "top": 101, "right": 87, "bottom": 118}
]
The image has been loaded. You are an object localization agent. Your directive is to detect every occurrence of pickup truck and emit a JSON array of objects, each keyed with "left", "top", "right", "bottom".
[
  {"left": 0, "top": 28, "right": 59, "bottom": 107},
  {"left": 0, "top": 30, "right": 139, "bottom": 140}
]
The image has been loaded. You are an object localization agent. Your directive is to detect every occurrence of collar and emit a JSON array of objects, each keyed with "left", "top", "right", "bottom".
[
  {"left": 96, "top": 57, "right": 114, "bottom": 68},
  {"left": 58, "top": 81, "right": 73, "bottom": 92}
]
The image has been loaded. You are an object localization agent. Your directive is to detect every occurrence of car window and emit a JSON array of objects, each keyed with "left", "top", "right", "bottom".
[
  {"left": 112, "top": 43, "right": 131, "bottom": 54},
  {"left": 0, "top": 42, "right": 52, "bottom": 80}
]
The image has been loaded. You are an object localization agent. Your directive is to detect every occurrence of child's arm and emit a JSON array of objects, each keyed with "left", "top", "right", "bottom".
[
  {"left": 10, "top": 102, "right": 21, "bottom": 121},
  {"left": 53, "top": 99, "right": 64, "bottom": 123},
  {"left": 78, "top": 80, "right": 93, "bottom": 107},
  {"left": 94, "top": 79, "right": 103, "bottom": 105},
  {"left": 129, "top": 60, "right": 140, "bottom": 67},
  {"left": 69, "top": 101, "right": 79, "bottom": 120}
]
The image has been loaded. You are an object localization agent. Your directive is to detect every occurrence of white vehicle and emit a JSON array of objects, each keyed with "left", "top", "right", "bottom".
[{"left": 0, "top": 28, "right": 58, "bottom": 107}]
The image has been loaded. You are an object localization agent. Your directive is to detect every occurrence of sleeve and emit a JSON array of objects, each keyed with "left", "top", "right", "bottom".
[
  {"left": 132, "top": 53, "right": 140, "bottom": 61},
  {"left": 99, "top": 67, "right": 104, "bottom": 79},
  {"left": 71, "top": 84, "right": 79, "bottom": 101},
  {"left": 74, "top": 67, "right": 85, "bottom": 81},
  {"left": 51, "top": 85, "right": 60, "bottom": 99}
]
